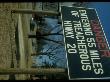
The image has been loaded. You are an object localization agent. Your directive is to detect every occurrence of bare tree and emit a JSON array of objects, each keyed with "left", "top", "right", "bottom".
[{"left": 29, "top": 16, "right": 67, "bottom": 69}]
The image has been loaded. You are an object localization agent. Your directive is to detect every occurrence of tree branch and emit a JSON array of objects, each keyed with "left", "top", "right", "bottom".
[
  {"left": 41, "top": 33, "right": 63, "bottom": 36},
  {"left": 41, "top": 37, "right": 64, "bottom": 46}
]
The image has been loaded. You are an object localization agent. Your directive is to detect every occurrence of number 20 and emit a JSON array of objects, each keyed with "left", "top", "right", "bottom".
[{"left": 67, "top": 44, "right": 77, "bottom": 53}]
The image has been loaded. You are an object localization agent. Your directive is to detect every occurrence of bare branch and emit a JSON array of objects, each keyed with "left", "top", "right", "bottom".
[
  {"left": 45, "top": 44, "right": 53, "bottom": 52},
  {"left": 48, "top": 27, "right": 57, "bottom": 34},
  {"left": 50, "top": 44, "right": 61, "bottom": 53},
  {"left": 48, "top": 24, "right": 61, "bottom": 34},
  {"left": 56, "top": 29, "right": 63, "bottom": 34},
  {"left": 41, "top": 33, "right": 63, "bottom": 36},
  {"left": 41, "top": 37, "right": 64, "bottom": 46}
]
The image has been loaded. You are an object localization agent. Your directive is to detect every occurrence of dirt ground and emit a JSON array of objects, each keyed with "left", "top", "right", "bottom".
[{"left": 0, "top": 3, "right": 33, "bottom": 80}]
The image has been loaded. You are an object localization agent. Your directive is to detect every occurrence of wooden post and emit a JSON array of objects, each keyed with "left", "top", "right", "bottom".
[
  {"left": 18, "top": 14, "right": 26, "bottom": 68},
  {"left": 0, "top": 68, "right": 65, "bottom": 75},
  {"left": 18, "top": 14, "right": 26, "bottom": 79},
  {"left": 11, "top": 9, "right": 60, "bottom": 16},
  {"left": 28, "top": 32, "right": 36, "bottom": 38}
]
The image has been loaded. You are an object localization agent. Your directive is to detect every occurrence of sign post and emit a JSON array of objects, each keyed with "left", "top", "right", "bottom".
[{"left": 60, "top": 6, "right": 110, "bottom": 80}]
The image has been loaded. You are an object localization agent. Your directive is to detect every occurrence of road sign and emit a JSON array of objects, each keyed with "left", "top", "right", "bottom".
[{"left": 60, "top": 6, "right": 110, "bottom": 80}]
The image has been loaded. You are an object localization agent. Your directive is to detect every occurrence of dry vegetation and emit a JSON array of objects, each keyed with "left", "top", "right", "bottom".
[{"left": 0, "top": 3, "right": 32, "bottom": 80}]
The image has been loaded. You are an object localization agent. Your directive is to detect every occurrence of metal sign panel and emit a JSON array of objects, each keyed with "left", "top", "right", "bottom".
[{"left": 60, "top": 6, "right": 110, "bottom": 80}]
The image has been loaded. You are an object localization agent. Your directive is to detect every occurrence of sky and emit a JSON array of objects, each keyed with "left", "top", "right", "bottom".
[{"left": 86, "top": 2, "right": 110, "bottom": 47}]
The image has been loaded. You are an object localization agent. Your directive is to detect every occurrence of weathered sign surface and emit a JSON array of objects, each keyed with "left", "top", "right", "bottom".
[{"left": 61, "top": 6, "right": 110, "bottom": 80}]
